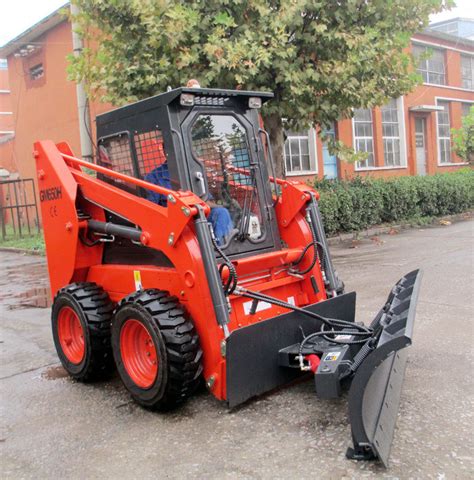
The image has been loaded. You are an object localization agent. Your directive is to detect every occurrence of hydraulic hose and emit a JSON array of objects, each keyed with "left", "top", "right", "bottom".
[
  {"left": 209, "top": 224, "right": 238, "bottom": 295},
  {"left": 233, "top": 286, "right": 373, "bottom": 371},
  {"left": 235, "top": 286, "right": 372, "bottom": 335},
  {"left": 290, "top": 212, "right": 320, "bottom": 276}
]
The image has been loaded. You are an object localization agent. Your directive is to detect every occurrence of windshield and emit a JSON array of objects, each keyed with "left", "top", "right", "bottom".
[{"left": 191, "top": 114, "right": 264, "bottom": 245}]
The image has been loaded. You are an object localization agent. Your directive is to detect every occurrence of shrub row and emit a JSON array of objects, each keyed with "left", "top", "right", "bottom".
[{"left": 314, "top": 169, "right": 474, "bottom": 236}]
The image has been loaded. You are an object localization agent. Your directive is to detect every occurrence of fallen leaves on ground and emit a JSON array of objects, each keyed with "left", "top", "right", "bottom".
[{"left": 370, "top": 236, "right": 385, "bottom": 246}]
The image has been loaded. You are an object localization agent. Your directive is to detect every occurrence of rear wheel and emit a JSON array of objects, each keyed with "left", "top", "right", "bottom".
[
  {"left": 112, "top": 289, "right": 203, "bottom": 410},
  {"left": 51, "top": 283, "right": 115, "bottom": 381}
]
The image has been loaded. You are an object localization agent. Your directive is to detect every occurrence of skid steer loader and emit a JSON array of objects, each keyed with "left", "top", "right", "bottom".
[{"left": 34, "top": 86, "right": 422, "bottom": 466}]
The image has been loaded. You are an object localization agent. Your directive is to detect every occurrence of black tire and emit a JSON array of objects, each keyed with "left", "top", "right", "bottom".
[
  {"left": 51, "top": 282, "right": 115, "bottom": 381},
  {"left": 112, "top": 289, "right": 203, "bottom": 410}
]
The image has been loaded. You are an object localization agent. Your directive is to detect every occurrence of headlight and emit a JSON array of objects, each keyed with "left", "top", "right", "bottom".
[{"left": 248, "top": 97, "right": 262, "bottom": 109}]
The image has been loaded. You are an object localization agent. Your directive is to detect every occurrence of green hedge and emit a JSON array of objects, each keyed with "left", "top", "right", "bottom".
[{"left": 314, "top": 169, "right": 474, "bottom": 236}]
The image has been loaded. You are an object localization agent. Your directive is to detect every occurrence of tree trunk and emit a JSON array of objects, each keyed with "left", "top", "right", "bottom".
[{"left": 262, "top": 112, "right": 285, "bottom": 179}]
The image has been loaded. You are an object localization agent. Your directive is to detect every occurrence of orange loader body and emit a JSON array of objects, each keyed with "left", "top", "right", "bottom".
[{"left": 35, "top": 87, "right": 422, "bottom": 466}]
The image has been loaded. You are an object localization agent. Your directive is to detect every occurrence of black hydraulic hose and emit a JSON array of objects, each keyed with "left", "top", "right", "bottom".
[
  {"left": 209, "top": 224, "right": 238, "bottom": 295},
  {"left": 237, "top": 287, "right": 371, "bottom": 335},
  {"left": 290, "top": 212, "right": 320, "bottom": 276},
  {"left": 236, "top": 286, "right": 373, "bottom": 370},
  {"left": 219, "top": 263, "right": 237, "bottom": 295}
]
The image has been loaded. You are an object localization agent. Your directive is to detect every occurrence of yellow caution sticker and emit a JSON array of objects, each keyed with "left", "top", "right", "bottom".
[{"left": 133, "top": 270, "right": 142, "bottom": 291}]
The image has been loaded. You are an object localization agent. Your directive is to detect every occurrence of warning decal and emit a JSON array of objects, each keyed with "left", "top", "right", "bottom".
[
  {"left": 324, "top": 351, "right": 341, "bottom": 362},
  {"left": 133, "top": 270, "right": 143, "bottom": 291}
]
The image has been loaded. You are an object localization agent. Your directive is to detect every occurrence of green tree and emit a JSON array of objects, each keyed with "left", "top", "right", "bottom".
[
  {"left": 452, "top": 106, "right": 474, "bottom": 165},
  {"left": 69, "top": 0, "right": 450, "bottom": 176}
]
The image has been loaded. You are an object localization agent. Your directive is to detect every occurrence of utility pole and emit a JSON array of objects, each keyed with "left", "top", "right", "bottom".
[{"left": 70, "top": 3, "right": 93, "bottom": 162}]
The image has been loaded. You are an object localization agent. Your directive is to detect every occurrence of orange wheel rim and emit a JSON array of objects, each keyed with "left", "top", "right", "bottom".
[
  {"left": 57, "top": 306, "right": 85, "bottom": 364},
  {"left": 120, "top": 319, "right": 158, "bottom": 388}
]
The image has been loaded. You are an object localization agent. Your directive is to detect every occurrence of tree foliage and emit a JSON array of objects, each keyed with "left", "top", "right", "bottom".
[
  {"left": 69, "top": 0, "right": 449, "bottom": 173},
  {"left": 452, "top": 105, "right": 474, "bottom": 165}
]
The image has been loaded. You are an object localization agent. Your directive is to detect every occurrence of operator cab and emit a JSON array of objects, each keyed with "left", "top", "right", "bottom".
[{"left": 96, "top": 84, "right": 281, "bottom": 258}]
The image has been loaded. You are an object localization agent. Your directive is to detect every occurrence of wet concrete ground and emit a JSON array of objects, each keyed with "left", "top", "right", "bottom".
[{"left": 1, "top": 220, "right": 473, "bottom": 479}]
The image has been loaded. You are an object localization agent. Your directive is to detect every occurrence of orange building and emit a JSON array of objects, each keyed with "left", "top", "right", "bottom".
[
  {"left": 286, "top": 27, "right": 474, "bottom": 180},
  {"left": 0, "top": 59, "right": 16, "bottom": 177},
  {"left": 0, "top": 8, "right": 111, "bottom": 184},
  {"left": 0, "top": 6, "right": 472, "bottom": 190}
]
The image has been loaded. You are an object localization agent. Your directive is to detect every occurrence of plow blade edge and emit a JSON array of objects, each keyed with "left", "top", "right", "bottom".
[{"left": 346, "top": 269, "right": 423, "bottom": 467}]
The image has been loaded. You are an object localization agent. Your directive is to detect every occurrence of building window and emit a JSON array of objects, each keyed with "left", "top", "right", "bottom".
[
  {"left": 461, "top": 55, "right": 473, "bottom": 90},
  {"left": 353, "top": 98, "right": 406, "bottom": 170},
  {"left": 284, "top": 129, "right": 317, "bottom": 174},
  {"left": 0, "top": 59, "right": 7, "bottom": 70},
  {"left": 381, "top": 99, "right": 401, "bottom": 166},
  {"left": 353, "top": 109, "right": 375, "bottom": 168},
  {"left": 437, "top": 101, "right": 452, "bottom": 164},
  {"left": 29, "top": 63, "right": 44, "bottom": 80},
  {"left": 413, "top": 45, "right": 445, "bottom": 85}
]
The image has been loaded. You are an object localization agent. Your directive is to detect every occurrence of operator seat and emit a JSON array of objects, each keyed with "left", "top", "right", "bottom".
[{"left": 141, "top": 139, "right": 233, "bottom": 245}]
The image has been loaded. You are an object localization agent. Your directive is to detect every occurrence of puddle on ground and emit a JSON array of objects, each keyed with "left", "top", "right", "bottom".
[
  {"left": 42, "top": 365, "right": 68, "bottom": 380},
  {"left": 8, "top": 287, "right": 52, "bottom": 310},
  {"left": 0, "top": 259, "right": 50, "bottom": 309}
]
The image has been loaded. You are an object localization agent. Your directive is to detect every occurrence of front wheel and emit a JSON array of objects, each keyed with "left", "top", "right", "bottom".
[{"left": 112, "top": 289, "right": 203, "bottom": 410}]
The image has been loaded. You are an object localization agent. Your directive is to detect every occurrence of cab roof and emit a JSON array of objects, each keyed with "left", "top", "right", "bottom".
[{"left": 97, "top": 87, "right": 274, "bottom": 124}]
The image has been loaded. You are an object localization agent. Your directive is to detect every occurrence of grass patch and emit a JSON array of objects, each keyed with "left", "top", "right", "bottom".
[{"left": 0, "top": 225, "right": 45, "bottom": 254}]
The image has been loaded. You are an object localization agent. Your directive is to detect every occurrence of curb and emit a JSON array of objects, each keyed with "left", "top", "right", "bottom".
[
  {"left": 326, "top": 211, "right": 473, "bottom": 246},
  {"left": 0, "top": 247, "right": 44, "bottom": 256}
]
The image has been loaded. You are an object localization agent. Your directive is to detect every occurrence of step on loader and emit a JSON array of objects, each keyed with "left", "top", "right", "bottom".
[{"left": 35, "top": 86, "right": 422, "bottom": 466}]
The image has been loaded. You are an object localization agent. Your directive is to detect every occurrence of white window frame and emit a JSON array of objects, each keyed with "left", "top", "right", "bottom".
[
  {"left": 435, "top": 96, "right": 474, "bottom": 166},
  {"left": 284, "top": 128, "right": 318, "bottom": 176},
  {"left": 353, "top": 97, "right": 407, "bottom": 171},
  {"left": 381, "top": 99, "right": 402, "bottom": 167},
  {"left": 436, "top": 101, "right": 452, "bottom": 165},
  {"left": 461, "top": 55, "right": 473, "bottom": 91},
  {"left": 353, "top": 109, "right": 375, "bottom": 169},
  {"left": 413, "top": 44, "right": 446, "bottom": 86}
]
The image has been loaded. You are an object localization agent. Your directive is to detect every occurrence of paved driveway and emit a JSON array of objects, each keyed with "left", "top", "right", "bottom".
[{"left": 1, "top": 220, "right": 473, "bottom": 479}]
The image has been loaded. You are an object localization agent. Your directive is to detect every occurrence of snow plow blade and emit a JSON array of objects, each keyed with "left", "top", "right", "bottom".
[{"left": 346, "top": 269, "right": 423, "bottom": 467}]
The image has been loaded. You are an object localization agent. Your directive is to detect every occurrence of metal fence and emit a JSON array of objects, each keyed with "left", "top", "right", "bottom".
[{"left": 0, "top": 178, "right": 40, "bottom": 239}]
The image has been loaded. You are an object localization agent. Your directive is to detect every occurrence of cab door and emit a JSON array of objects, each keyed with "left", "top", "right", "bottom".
[{"left": 181, "top": 109, "right": 279, "bottom": 257}]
